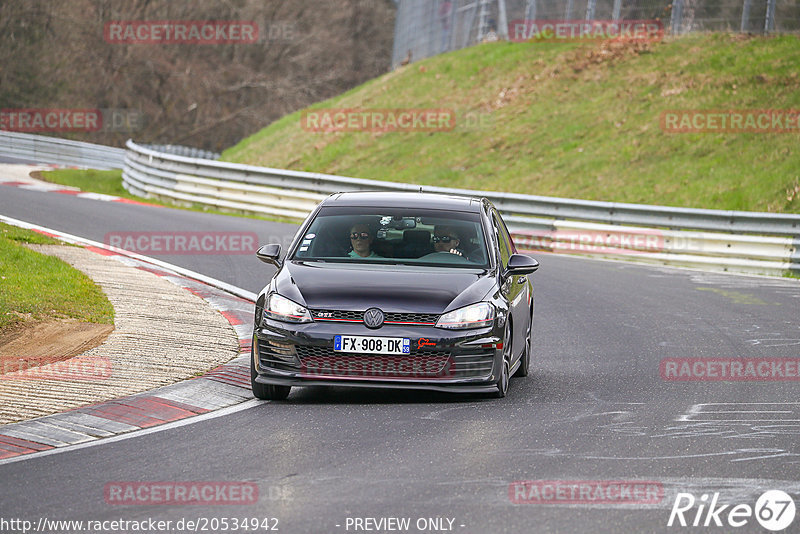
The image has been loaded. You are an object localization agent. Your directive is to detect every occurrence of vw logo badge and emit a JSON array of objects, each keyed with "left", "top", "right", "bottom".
[{"left": 363, "top": 308, "right": 384, "bottom": 329}]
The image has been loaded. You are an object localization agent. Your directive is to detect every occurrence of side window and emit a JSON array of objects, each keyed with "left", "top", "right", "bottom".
[
  {"left": 492, "top": 212, "right": 511, "bottom": 269},
  {"left": 497, "top": 214, "right": 517, "bottom": 254}
]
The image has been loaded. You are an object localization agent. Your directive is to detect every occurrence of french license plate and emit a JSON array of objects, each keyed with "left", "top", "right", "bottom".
[{"left": 334, "top": 335, "right": 410, "bottom": 355}]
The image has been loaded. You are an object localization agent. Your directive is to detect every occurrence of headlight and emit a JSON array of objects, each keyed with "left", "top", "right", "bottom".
[
  {"left": 435, "top": 302, "right": 495, "bottom": 330},
  {"left": 263, "top": 293, "right": 313, "bottom": 324}
]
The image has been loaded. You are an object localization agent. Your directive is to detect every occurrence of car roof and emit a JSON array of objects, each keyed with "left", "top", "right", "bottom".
[{"left": 323, "top": 191, "right": 485, "bottom": 212}]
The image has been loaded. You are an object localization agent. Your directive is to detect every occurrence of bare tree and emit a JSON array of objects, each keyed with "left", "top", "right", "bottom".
[{"left": 1, "top": 0, "right": 396, "bottom": 151}]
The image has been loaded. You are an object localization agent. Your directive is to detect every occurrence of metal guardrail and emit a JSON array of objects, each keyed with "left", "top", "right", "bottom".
[
  {"left": 141, "top": 144, "right": 220, "bottom": 161},
  {"left": 0, "top": 131, "right": 126, "bottom": 170},
  {"left": 122, "top": 139, "right": 800, "bottom": 276},
  {"left": 0, "top": 132, "right": 218, "bottom": 171},
  {"left": 2, "top": 133, "right": 794, "bottom": 275}
]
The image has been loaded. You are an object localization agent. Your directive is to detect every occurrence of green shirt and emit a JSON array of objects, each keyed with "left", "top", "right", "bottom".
[{"left": 348, "top": 250, "right": 381, "bottom": 259}]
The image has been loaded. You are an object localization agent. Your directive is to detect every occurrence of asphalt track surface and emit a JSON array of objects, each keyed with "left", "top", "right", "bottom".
[{"left": 1, "top": 183, "right": 800, "bottom": 533}]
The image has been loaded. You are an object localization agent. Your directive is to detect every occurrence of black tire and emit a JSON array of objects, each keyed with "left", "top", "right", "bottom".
[
  {"left": 513, "top": 309, "right": 532, "bottom": 378},
  {"left": 251, "top": 344, "right": 291, "bottom": 400},
  {"left": 493, "top": 322, "right": 512, "bottom": 398}
]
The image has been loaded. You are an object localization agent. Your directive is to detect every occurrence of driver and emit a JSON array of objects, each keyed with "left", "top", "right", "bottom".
[
  {"left": 432, "top": 225, "right": 462, "bottom": 256},
  {"left": 348, "top": 223, "right": 382, "bottom": 258}
]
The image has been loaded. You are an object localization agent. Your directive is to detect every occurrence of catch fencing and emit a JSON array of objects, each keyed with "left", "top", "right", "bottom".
[{"left": 392, "top": 0, "right": 800, "bottom": 67}]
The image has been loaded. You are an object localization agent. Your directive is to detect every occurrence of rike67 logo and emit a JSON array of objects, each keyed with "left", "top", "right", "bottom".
[{"left": 668, "top": 490, "right": 796, "bottom": 531}]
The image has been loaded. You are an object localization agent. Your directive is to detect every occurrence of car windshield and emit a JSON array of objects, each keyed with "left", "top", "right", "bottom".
[{"left": 292, "top": 207, "right": 489, "bottom": 268}]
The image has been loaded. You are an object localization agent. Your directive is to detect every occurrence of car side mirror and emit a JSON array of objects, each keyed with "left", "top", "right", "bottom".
[
  {"left": 256, "top": 244, "right": 282, "bottom": 268},
  {"left": 504, "top": 254, "right": 539, "bottom": 277}
]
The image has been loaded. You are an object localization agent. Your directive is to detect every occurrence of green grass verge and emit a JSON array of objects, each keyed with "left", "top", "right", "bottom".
[
  {"left": 0, "top": 223, "right": 114, "bottom": 332},
  {"left": 35, "top": 169, "right": 133, "bottom": 198},
  {"left": 38, "top": 169, "right": 299, "bottom": 224},
  {"left": 222, "top": 33, "right": 800, "bottom": 214}
]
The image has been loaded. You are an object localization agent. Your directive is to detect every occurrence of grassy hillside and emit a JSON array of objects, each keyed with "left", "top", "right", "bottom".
[{"left": 222, "top": 34, "right": 800, "bottom": 213}]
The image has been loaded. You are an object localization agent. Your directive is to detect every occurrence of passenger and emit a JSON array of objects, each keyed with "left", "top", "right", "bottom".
[
  {"left": 348, "top": 223, "right": 381, "bottom": 258},
  {"left": 432, "top": 225, "right": 463, "bottom": 256}
]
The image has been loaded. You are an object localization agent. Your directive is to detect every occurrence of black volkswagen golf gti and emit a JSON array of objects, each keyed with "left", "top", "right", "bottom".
[{"left": 251, "top": 192, "right": 539, "bottom": 400}]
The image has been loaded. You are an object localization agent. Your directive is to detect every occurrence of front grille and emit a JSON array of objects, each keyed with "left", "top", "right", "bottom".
[
  {"left": 311, "top": 309, "right": 362, "bottom": 321},
  {"left": 259, "top": 338, "right": 494, "bottom": 380},
  {"left": 385, "top": 312, "right": 439, "bottom": 325},
  {"left": 297, "top": 347, "right": 450, "bottom": 378},
  {"left": 311, "top": 309, "right": 439, "bottom": 325},
  {"left": 294, "top": 346, "right": 494, "bottom": 380}
]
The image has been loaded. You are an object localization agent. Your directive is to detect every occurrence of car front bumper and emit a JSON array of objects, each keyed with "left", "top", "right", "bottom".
[{"left": 253, "top": 318, "right": 504, "bottom": 393}]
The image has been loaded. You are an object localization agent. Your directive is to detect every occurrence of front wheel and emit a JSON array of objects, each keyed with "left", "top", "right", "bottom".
[
  {"left": 493, "top": 322, "right": 512, "bottom": 398},
  {"left": 251, "top": 345, "right": 291, "bottom": 400},
  {"left": 494, "top": 358, "right": 510, "bottom": 398},
  {"left": 513, "top": 309, "right": 532, "bottom": 378}
]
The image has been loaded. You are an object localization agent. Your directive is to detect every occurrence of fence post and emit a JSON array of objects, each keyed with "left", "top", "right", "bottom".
[
  {"left": 764, "top": 0, "right": 776, "bottom": 32},
  {"left": 477, "top": 0, "right": 490, "bottom": 41},
  {"left": 497, "top": 0, "right": 509, "bottom": 38},
  {"left": 461, "top": 1, "right": 479, "bottom": 48},
  {"left": 670, "top": 0, "right": 684, "bottom": 34},
  {"left": 612, "top": 0, "right": 622, "bottom": 20},
  {"left": 565, "top": 0, "right": 575, "bottom": 19},
  {"left": 585, "top": 0, "right": 597, "bottom": 20},
  {"left": 740, "top": 0, "right": 751, "bottom": 31},
  {"left": 525, "top": 0, "right": 537, "bottom": 20}
]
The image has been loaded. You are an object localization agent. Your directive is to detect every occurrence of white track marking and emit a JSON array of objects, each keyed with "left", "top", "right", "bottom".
[
  {"left": 679, "top": 403, "right": 800, "bottom": 422},
  {"left": 0, "top": 214, "right": 261, "bottom": 465},
  {"left": 0, "top": 214, "right": 257, "bottom": 301},
  {"left": 0, "top": 399, "right": 263, "bottom": 466}
]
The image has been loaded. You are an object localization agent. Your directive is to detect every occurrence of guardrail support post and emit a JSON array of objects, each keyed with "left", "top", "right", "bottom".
[{"left": 791, "top": 236, "right": 800, "bottom": 275}]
